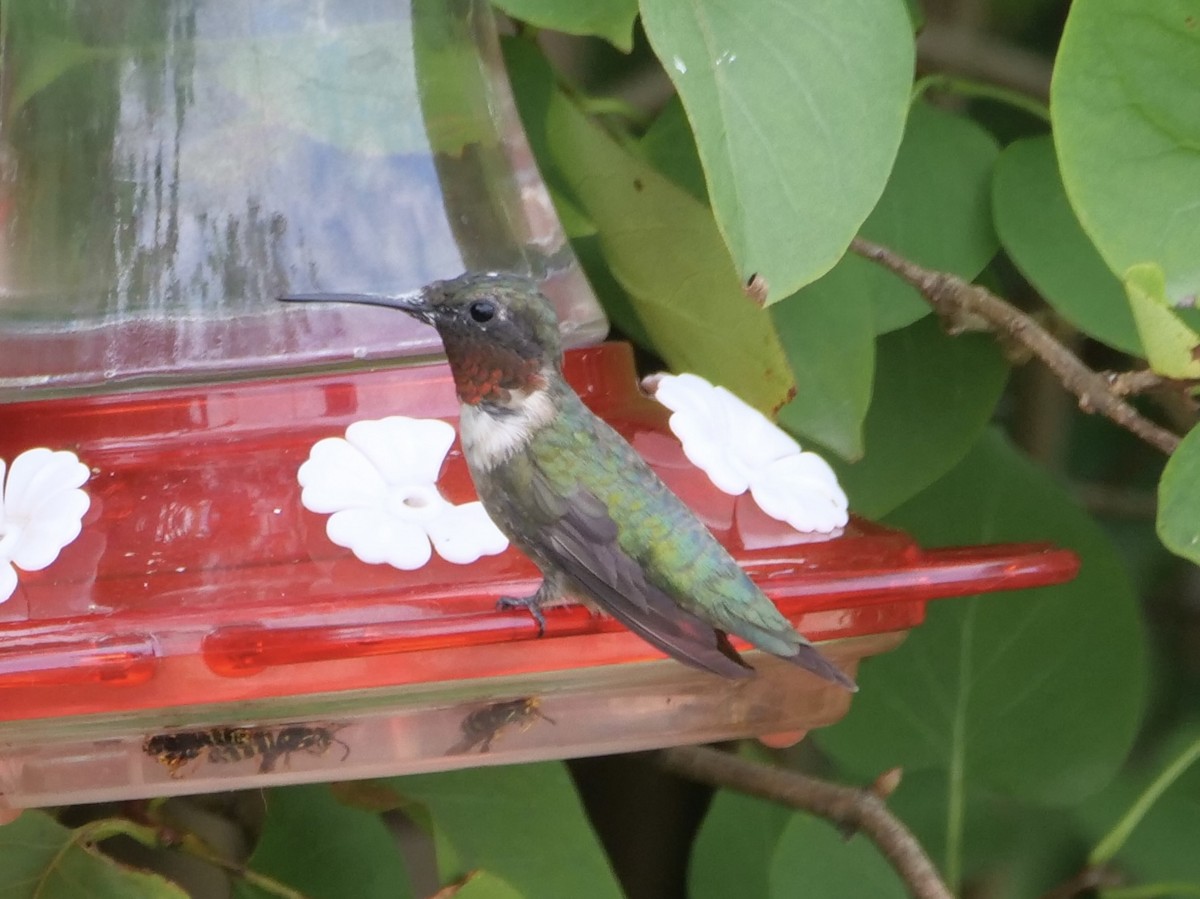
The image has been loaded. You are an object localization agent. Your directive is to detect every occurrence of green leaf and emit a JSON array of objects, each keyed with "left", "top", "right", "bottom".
[
  {"left": 549, "top": 92, "right": 795, "bottom": 414},
  {"left": 640, "top": 100, "right": 999, "bottom": 337},
  {"left": 883, "top": 770, "right": 1081, "bottom": 898},
  {"left": 830, "top": 316, "right": 1009, "bottom": 518},
  {"left": 572, "top": 234, "right": 653, "bottom": 347},
  {"left": 0, "top": 812, "right": 187, "bottom": 899},
  {"left": 1158, "top": 422, "right": 1200, "bottom": 564},
  {"left": 1124, "top": 263, "right": 1200, "bottom": 378},
  {"left": 635, "top": 101, "right": 998, "bottom": 456},
  {"left": 767, "top": 814, "right": 908, "bottom": 899},
  {"left": 773, "top": 270, "right": 875, "bottom": 461},
  {"left": 236, "top": 784, "right": 412, "bottom": 899},
  {"left": 820, "top": 429, "right": 1146, "bottom": 808},
  {"left": 381, "top": 762, "right": 623, "bottom": 899},
  {"left": 491, "top": 0, "right": 638, "bottom": 51},
  {"left": 1051, "top": 0, "right": 1200, "bottom": 305},
  {"left": 992, "top": 136, "right": 1142, "bottom": 355},
  {"left": 639, "top": 0, "right": 914, "bottom": 301},
  {"left": 862, "top": 102, "right": 1000, "bottom": 334},
  {"left": 639, "top": 97, "right": 708, "bottom": 204},
  {"left": 689, "top": 790, "right": 791, "bottom": 899}
]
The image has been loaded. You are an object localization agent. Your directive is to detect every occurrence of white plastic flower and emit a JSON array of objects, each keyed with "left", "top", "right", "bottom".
[
  {"left": 642, "top": 373, "right": 849, "bottom": 534},
  {"left": 298, "top": 416, "right": 509, "bottom": 570},
  {"left": 0, "top": 448, "right": 91, "bottom": 602}
]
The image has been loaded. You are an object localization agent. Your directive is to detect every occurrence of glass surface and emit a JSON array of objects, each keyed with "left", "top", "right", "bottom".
[{"left": 0, "top": 0, "right": 604, "bottom": 394}]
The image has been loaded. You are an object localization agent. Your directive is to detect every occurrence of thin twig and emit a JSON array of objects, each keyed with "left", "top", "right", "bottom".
[
  {"left": 849, "top": 237, "right": 1183, "bottom": 456},
  {"left": 912, "top": 73, "right": 1050, "bottom": 122},
  {"left": 655, "top": 746, "right": 953, "bottom": 899},
  {"left": 1105, "top": 370, "right": 1200, "bottom": 398}
]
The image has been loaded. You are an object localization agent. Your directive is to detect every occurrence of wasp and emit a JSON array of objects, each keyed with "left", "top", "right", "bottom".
[
  {"left": 447, "top": 697, "right": 555, "bottom": 755},
  {"left": 144, "top": 724, "right": 349, "bottom": 776},
  {"left": 143, "top": 727, "right": 254, "bottom": 777},
  {"left": 208, "top": 724, "right": 350, "bottom": 773}
]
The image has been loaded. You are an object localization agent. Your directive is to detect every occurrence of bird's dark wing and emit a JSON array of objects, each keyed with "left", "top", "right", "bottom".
[
  {"left": 547, "top": 488, "right": 754, "bottom": 678},
  {"left": 486, "top": 449, "right": 752, "bottom": 679}
]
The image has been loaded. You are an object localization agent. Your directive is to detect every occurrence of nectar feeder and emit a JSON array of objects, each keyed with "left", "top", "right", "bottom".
[{"left": 0, "top": 0, "right": 1077, "bottom": 808}]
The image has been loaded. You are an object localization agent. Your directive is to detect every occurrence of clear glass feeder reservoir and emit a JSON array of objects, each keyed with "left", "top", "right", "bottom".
[{"left": 0, "top": 0, "right": 1079, "bottom": 807}]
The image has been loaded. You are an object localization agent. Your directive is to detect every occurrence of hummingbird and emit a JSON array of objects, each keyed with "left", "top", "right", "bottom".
[{"left": 281, "top": 273, "right": 855, "bottom": 689}]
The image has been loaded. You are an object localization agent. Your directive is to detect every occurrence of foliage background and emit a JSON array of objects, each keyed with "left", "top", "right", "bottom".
[{"left": 7, "top": 0, "right": 1200, "bottom": 897}]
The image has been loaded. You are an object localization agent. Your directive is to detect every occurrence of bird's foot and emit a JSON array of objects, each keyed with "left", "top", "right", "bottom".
[
  {"left": 497, "top": 593, "right": 549, "bottom": 636},
  {"left": 497, "top": 577, "right": 566, "bottom": 637}
]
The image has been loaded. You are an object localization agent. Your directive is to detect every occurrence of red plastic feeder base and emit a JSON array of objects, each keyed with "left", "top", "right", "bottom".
[{"left": 0, "top": 343, "right": 1078, "bottom": 806}]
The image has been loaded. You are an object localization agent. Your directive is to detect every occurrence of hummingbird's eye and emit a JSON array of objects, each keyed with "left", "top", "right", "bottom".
[{"left": 468, "top": 300, "right": 496, "bottom": 323}]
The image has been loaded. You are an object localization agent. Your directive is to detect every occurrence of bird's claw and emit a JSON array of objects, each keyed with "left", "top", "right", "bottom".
[{"left": 498, "top": 594, "right": 547, "bottom": 637}]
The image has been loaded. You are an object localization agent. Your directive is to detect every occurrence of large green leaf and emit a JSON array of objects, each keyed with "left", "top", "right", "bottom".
[
  {"left": 1052, "top": 0, "right": 1200, "bottom": 304},
  {"left": 773, "top": 268, "right": 875, "bottom": 461},
  {"left": 236, "top": 785, "right": 412, "bottom": 899},
  {"left": 639, "top": 97, "right": 708, "bottom": 204},
  {"left": 491, "top": 0, "right": 638, "bottom": 51},
  {"left": 645, "top": 91, "right": 853, "bottom": 423},
  {"left": 637, "top": 101, "right": 999, "bottom": 458},
  {"left": 883, "top": 770, "right": 1082, "bottom": 897},
  {"left": 639, "top": 100, "right": 997, "bottom": 333},
  {"left": 992, "top": 136, "right": 1142, "bottom": 355},
  {"left": 0, "top": 812, "right": 186, "bottom": 899},
  {"left": 767, "top": 814, "right": 908, "bottom": 899},
  {"left": 1158, "top": 422, "right": 1200, "bottom": 564},
  {"left": 689, "top": 790, "right": 791, "bottom": 899},
  {"left": 549, "top": 92, "right": 795, "bottom": 414},
  {"left": 863, "top": 102, "right": 1000, "bottom": 333},
  {"left": 639, "top": 0, "right": 914, "bottom": 301},
  {"left": 830, "top": 316, "right": 1009, "bottom": 518},
  {"left": 820, "top": 429, "right": 1146, "bottom": 808},
  {"left": 378, "top": 762, "right": 623, "bottom": 899}
]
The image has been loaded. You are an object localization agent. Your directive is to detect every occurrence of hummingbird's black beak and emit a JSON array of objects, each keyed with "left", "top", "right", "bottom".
[{"left": 277, "top": 290, "right": 438, "bottom": 326}]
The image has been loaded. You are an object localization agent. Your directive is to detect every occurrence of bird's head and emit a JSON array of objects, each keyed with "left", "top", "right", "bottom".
[{"left": 281, "top": 272, "right": 563, "bottom": 406}]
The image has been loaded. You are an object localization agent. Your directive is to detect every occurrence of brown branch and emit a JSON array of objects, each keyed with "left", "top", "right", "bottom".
[
  {"left": 655, "top": 746, "right": 953, "bottom": 899},
  {"left": 850, "top": 237, "right": 1183, "bottom": 456}
]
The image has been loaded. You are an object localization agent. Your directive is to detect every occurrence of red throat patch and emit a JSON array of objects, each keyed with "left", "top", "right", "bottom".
[{"left": 445, "top": 339, "right": 545, "bottom": 405}]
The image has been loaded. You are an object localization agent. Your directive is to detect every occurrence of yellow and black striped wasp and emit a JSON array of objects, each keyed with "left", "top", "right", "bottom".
[
  {"left": 144, "top": 723, "right": 349, "bottom": 776},
  {"left": 208, "top": 724, "right": 350, "bottom": 773},
  {"left": 447, "top": 697, "right": 554, "bottom": 755}
]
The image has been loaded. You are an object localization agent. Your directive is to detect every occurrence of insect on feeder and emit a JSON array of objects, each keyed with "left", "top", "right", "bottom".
[{"left": 0, "top": 0, "right": 1078, "bottom": 807}]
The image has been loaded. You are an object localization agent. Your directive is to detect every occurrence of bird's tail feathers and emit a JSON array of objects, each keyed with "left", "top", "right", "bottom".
[
  {"left": 602, "top": 602, "right": 755, "bottom": 679},
  {"left": 785, "top": 643, "right": 858, "bottom": 691}
]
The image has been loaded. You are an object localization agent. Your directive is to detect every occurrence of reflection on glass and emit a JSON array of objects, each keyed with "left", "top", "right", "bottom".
[{"left": 0, "top": 0, "right": 603, "bottom": 393}]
